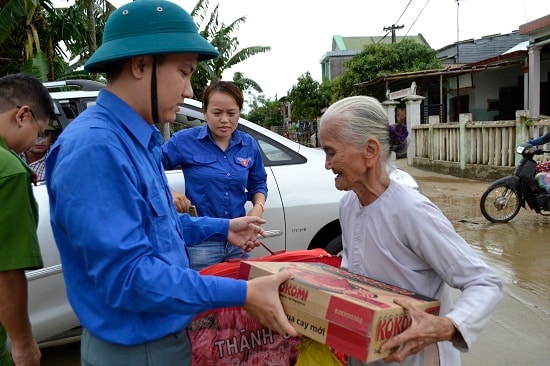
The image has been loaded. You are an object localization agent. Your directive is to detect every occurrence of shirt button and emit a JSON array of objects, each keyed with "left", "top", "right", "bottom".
[
  {"left": 225, "top": 192, "right": 229, "bottom": 196},
  {"left": 227, "top": 173, "right": 230, "bottom": 176}
]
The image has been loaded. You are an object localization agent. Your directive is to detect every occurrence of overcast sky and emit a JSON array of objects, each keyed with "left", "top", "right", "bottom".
[{"left": 103, "top": 0, "right": 550, "bottom": 99}]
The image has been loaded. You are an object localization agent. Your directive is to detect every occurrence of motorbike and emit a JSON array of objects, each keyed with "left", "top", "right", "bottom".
[{"left": 480, "top": 143, "right": 550, "bottom": 223}]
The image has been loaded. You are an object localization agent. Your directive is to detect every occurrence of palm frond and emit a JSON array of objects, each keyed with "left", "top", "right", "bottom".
[
  {"left": 21, "top": 50, "right": 49, "bottom": 81},
  {"left": 190, "top": 0, "right": 209, "bottom": 26},
  {"left": 221, "top": 16, "right": 246, "bottom": 34},
  {"left": 232, "top": 72, "right": 263, "bottom": 93},
  {"left": 0, "top": 0, "right": 27, "bottom": 42},
  {"left": 226, "top": 46, "right": 270, "bottom": 69}
]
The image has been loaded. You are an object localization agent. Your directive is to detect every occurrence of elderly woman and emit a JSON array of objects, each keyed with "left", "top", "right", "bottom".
[{"left": 319, "top": 96, "right": 502, "bottom": 366}]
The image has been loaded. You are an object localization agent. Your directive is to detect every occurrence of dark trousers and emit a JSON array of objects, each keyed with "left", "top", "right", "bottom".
[{"left": 81, "top": 328, "right": 191, "bottom": 366}]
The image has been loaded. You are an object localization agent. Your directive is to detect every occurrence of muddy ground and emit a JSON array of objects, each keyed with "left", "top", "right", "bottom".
[{"left": 394, "top": 159, "right": 550, "bottom": 366}]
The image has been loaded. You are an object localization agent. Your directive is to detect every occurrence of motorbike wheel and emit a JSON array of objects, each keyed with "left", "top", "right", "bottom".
[{"left": 480, "top": 184, "right": 522, "bottom": 223}]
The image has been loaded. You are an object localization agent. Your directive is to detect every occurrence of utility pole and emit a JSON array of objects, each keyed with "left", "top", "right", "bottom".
[
  {"left": 383, "top": 24, "right": 404, "bottom": 43},
  {"left": 456, "top": 0, "right": 461, "bottom": 118},
  {"left": 456, "top": 0, "right": 460, "bottom": 64}
]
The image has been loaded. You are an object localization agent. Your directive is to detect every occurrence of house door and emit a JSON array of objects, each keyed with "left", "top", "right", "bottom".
[
  {"left": 499, "top": 86, "right": 522, "bottom": 120},
  {"left": 540, "top": 81, "right": 549, "bottom": 116},
  {"left": 449, "top": 95, "right": 469, "bottom": 122}
]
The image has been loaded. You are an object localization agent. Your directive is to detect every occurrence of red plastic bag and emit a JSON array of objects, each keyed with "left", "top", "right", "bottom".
[
  {"left": 190, "top": 307, "right": 301, "bottom": 365},
  {"left": 199, "top": 248, "right": 341, "bottom": 279},
  {"left": 190, "top": 249, "right": 341, "bottom": 365}
]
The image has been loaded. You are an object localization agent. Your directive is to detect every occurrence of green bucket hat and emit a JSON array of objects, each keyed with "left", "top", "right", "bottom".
[{"left": 85, "top": 0, "right": 219, "bottom": 73}]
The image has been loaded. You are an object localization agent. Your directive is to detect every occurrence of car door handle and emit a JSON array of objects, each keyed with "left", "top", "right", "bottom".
[{"left": 257, "top": 229, "right": 283, "bottom": 239}]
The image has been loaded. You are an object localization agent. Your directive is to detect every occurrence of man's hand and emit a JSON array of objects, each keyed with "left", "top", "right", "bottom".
[
  {"left": 381, "top": 298, "right": 456, "bottom": 363},
  {"left": 0, "top": 270, "right": 41, "bottom": 366},
  {"left": 171, "top": 189, "right": 191, "bottom": 213},
  {"left": 228, "top": 216, "right": 267, "bottom": 253},
  {"left": 244, "top": 270, "right": 299, "bottom": 337},
  {"left": 10, "top": 339, "right": 41, "bottom": 366}
]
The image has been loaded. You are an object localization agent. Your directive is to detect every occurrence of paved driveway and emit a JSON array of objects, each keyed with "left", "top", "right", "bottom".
[{"left": 395, "top": 159, "right": 550, "bottom": 366}]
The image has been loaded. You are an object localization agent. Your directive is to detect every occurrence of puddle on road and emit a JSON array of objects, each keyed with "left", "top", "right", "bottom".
[{"left": 430, "top": 194, "right": 550, "bottom": 304}]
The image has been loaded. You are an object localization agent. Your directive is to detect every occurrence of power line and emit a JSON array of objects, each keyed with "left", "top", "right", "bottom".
[
  {"left": 395, "top": 0, "right": 414, "bottom": 24},
  {"left": 379, "top": 0, "right": 413, "bottom": 44},
  {"left": 380, "top": 0, "right": 413, "bottom": 43},
  {"left": 404, "top": 0, "right": 431, "bottom": 37}
]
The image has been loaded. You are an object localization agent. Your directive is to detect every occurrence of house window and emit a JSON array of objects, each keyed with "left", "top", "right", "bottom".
[{"left": 487, "top": 99, "right": 499, "bottom": 111}]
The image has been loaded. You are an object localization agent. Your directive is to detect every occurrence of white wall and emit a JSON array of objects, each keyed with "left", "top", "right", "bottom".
[{"left": 471, "top": 67, "right": 524, "bottom": 121}]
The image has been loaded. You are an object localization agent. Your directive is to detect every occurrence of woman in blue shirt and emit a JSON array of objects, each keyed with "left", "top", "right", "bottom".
[{"left": 162, "top": 81, "right": 268, "bottom": 270}]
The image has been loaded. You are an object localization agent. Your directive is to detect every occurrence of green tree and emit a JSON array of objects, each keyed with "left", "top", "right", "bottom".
[
  {"left": 190, "top": 0, "right": 270, "bottom": 100},
  {"left": 52, "top": 0, "right": 113, "bottom": 75},
  {"left": 0, "top": 0, "right": 113, "bottom": 80},
  {"left": 244, "top": 94, "right": 282, "bottom": 128},
  {"left": 287, "top": 72, "right": 330, "bottom": 121},
  {"left": 318, "top": 80, "right": 333, "bottom": 111},
  {"left": 1, "top": 0, "right": 267, "bottom": 87},
  {"left": 0, "top": 0, "right": 52, "bottom": 78},
  {"left": 231, "top": 71, "right": 262, "bottom": 93},
  {"left": 331, "top": 39, "right": 441, "bottom": 101},
  {"left": 43, "top": 0, "right": 112, "bottom": 79}
]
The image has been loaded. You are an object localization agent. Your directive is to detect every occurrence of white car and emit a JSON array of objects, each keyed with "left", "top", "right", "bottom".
[{"left": 27, "top": 81, "right": 419, "bottom": 344}]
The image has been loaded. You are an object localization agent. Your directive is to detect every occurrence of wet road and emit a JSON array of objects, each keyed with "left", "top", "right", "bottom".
[
  {"left": 401, "top": 163, "right": 550, "bottom": 366},
  {"left": 41, "top": 163, "right": 550, "bottom": 365}
]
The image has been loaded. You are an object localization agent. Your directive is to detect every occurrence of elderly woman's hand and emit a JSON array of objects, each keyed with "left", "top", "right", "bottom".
[{"left": 381, "top": 298, "right": 457, "bottom": 363}]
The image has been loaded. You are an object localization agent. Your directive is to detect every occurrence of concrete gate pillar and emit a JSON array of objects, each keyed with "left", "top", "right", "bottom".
[
  {"left": 528, "top": 45, "right": 541, "bottom": 118},
  {"left": 403, "top": 95, "right": 425, "bottom": 165},
  {"left": 382, "top": 100, "right": 399, "bottom": 126}
]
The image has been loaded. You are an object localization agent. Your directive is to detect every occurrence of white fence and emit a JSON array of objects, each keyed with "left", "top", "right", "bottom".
[{"left": 410, "top": 112, "right": 550, "bottom": 180}]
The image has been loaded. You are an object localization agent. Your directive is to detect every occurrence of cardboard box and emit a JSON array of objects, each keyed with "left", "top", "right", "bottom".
[{"left": 238, "top": 261, "right": 440, "bottom": 363}]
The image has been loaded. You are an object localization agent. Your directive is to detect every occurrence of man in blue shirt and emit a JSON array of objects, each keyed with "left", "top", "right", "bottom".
[{"left": 45, "top": 1, "right": 297, "bottom": 365}]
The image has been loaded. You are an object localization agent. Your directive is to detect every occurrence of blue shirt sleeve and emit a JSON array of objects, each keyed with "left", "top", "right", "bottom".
[
  {"left": 245, "top": 137, "right": 268, "bottom": 201},
  {"left": 161, "top": 131, "right": 185, "bottom": 170},
  {"left": 178, "top": 214, "right": 229, "bottom": 246},
  {"left": 528, "top": 132, "right": 550, "bottom": 146}
]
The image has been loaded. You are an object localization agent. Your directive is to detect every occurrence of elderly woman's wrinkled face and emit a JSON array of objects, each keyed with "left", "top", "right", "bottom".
[{"left": 319, "top": 121, "right": 366, "bottom": 192}]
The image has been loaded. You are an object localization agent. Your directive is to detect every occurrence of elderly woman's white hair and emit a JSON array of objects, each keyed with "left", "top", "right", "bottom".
[{"left": 319, "top": 96, "right": 392, "bottom": 160}]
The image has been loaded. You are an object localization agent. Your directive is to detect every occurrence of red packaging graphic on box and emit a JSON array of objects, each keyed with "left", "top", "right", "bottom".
[{"left": 238, "top": 261, "right": 440, "bottom": 363}]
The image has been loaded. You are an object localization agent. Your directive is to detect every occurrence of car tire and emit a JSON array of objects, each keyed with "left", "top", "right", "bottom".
[{"left": 323, "top": 235, "right": 342, "bottom": 256}]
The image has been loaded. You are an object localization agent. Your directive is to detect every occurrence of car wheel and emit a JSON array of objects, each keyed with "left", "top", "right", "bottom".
[{"left": 323, "top": 235, "right": 342, "bottom": 256}]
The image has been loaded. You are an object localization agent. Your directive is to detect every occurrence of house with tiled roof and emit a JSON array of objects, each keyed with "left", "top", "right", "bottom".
[
  {"left": 354, "top": 28, "right": 548, "bottom": 122},
  {"left": 436, "top": 31, "right": 528, "bottom": 65},
  {"left": 320, "top": 20, "right": 550, "bottom": 123},
  {"left": 319, "top": 34, "right": 430, "bottom": 82},
  {"left": 323, "top": 19, "right": 549, "bottom": 179}
]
